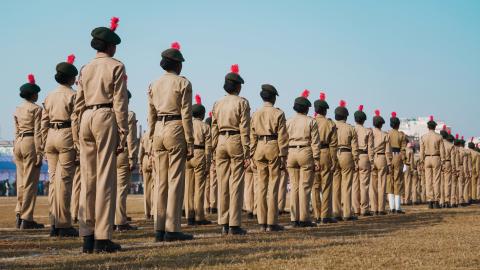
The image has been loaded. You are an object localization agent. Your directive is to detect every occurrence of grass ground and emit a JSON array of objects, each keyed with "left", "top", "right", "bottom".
[{"left": 1, "top": 195, "right": 480, "bottom": 269}]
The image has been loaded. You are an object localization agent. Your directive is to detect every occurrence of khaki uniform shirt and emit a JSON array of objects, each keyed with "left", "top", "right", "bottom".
[
  {"left": 73, "top": 52, "right": 129, "bottom": 147},
  {"left": 138, "top": 132, "right": 153, "bottom": 167},
  {"left": 14, "top": 100, "right": 43, "bottom": 154},
  {"left": 336, "top": 120, "right": 359, "bottom": 162},
  {"left": 147, "top": 72, "right": 194, "bottom": 147},
  {"left": 315, "top": 115, "right": 338, "bottom": 165},
  {"left": 388, "top": 129, "right": 407, "bottom": 162},
  {"left": 286, "top": 113, "right": 320, "bottom": 159},
  {"left": 355, "top": 124, "right": 374, "bottom": 163},
  {"left": 405, "top": 148, "right": 415, "bottom": 167},
  {"left": 211, "top": 94, "right": 251, "bottom": 159},
  {"left": 443, "top": 140, "right": 456, "bottom": 171},
  {"left": 193, "top": 117, "right": 212, "bottom": 159},
  {"left": 420, "top": 130, "right": 445, "bottom": 162},
  {"left": 372, "top": 128, "right": 392, "bottom": 165},
  {"left": 250, "top": 102, "right": 289, "bottom": 157}
]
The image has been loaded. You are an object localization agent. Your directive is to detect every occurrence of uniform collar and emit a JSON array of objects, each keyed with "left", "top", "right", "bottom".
[
  {"left": 316, "top": 114, "right": 326, "bottom": 119},
  {"left": 95, "top": 52, "right": 110, "bottom": 59},
  {"left": 356, "top": 123, "right": 364, "bottom": 127},
  {"left": 263, "top": 102, "right": 273, "bottom": 107}
]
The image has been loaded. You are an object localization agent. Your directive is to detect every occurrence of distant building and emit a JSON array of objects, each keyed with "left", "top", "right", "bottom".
[{"left": 0, "top": 140, "right": 48, "bottom": 183}]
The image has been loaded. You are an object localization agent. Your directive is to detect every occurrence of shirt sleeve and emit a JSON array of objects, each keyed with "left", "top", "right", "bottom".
[
  {"left": 211, "top": 103, "right": 219, "bottom": 157},
  {"left": 34, "top": 106, "right": 43, "bottom": 155},
  {"left": 181, "top": 80, "right": 194, "bottom": 146},
  {"left": 277, "top": 111, "right": 289, "bottom": 157},
  {"left": 127, "top": 112, "right": 139, "bottom": 165},
  {"left": 72, "top": 68, "right": 86, "bottom": 145},
  {"left": 329, "top": 122, "right": 338, "bottom": 166},
  {"left": 351, "top": 127, "right": 359, "bottom": 162},
  {"left": 40, "top": 101, "right": 50, "bottom": 152},
  {"left": 368, "top": 130, "right": 375, "bottom": 163},
  {"left": 240, "top": 100, "right": 251, "bottom": 159},
  {"left": 310, "top": 120, "right": 321, "bottom": 159},
  {"left": 112, "top": 65, "right": 129, "bottom": 150},
  {"left": 249, "top": 113, "right": 258, "bottom": 158}
]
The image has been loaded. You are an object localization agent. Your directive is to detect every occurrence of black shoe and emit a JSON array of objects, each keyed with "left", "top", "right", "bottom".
[
  {"left": 73, "top": 217, "right": 79, "bottom": 224},
  {"left": 15, "top": 214, "right": 21, "bottom": 229},
  {"left": 20, "top": 220, "right": 44, "bottom": 229},
  {"left": 229, "top": 226, "right": 247, "bottom": 235},
  {"left": 259, "top": 224, "right": 267, "bottom": 232},
  {"left": 221, "top": 224, "right": 229, "bottom": 235},
  {"left": 447, "top": 203, "right": 452, "bottom": 208},
  {"left": 390, "top": 209, "right": 397, "bottom": 214},
  {"left": 362, "top": 212, "right": 373, "bottom": 217},
  {"left": 247, "top": 212, "right": 254, "bottom": 220},
  {"left": 396, "top": 210, "right": 406, "bottom": 214},
  {"left": 453, "top": 204, "right": 458, "bottom": 208},
  {"left": 94, "top": 239, "right": 121, "bottom": 253},
  {"left": 428, "top": 202, "right": 434, "bottom": 209},
  {"left": 291, "top": 221, "right": 300, "bottom": 228},
  {"left": 434, "top": 202, "right": 441, "bottom": 209},
  {"left": 206, "top": 207, "right": 211, "bottom": 214},
  {"left": 460, "top": 203, "right": 468, "bottom": 207},
  {"left": 321, "top": 218, "right": 338, "bottom": 224},
  {"left": 378, "top": 211, "right": 387, "bottom": 215},
  {"left": 344, "top": 216, "right": 358, "bottom": 221},
  {"left": 334, "top": 216, "right": 344, "bottom": 221},
  {"left": 50, "top": 225, "right": 59, "bottom": 237},
  {"left": 196, "top": 219, "right": 212, "bottom": 226},
  {"left": 182, "top": 210, "right": 186, "bottom": 217},
  {"left": 58, "top": 227, "right": 79, "bottom": 237},
  {"left": 354, "top": 212, "right": 360, "bottom": 217},
  {"left": 211, "top": 208, "right": 218, "bottom": 214},
  {"left": 279, "top": 210, "right": 288, "bottom": 215},
  {"left": 187, "top": 218, "right": 196, "bottom": 226},
  {"left": 299, "top": 221, "right": 316, "bottom": 227},
  {"left": 164, "top": 232, "right": 194, "bottom": 242},
  {"left": 115, "top": 223, "right": 137, "bottom": 232},
  {"left": 374, "top": 211, "right": 380, "bottom": 216},
  {"left": 266, "top": 224, "right": 284, "bottom": 232},
  {"left": 154, "top": 230, "right": 165, "bottom": 242},
  {"left": 82, "top": 235, "right": 95, "bottom": 254}
]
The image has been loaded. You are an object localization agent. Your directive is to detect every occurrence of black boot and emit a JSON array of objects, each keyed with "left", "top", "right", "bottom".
[
  {"left": 187, "top": 218, "right": 196, "bottom": 226},
  {"left": 434, "top": 201, "right": 441, "bottom": 209},
  {"left": 344, "top": 216, "right": 358, "bottom": 221},
  {"left": 196, "top": 219, "right": 212, "bottom": 226},
  {"left": 154, "top": 231, "right": 165, "bottom": 242},
  {"left": 229, "top": 226, "right": 247, "bottom": 235},
  {"left": 266, "top": 224, "right": 284, "bottom": 232},
  {"left": 50, "top": 225, "right": 59, "bottom": 237},
  {"left": 164, "top": 232, "right": 194, "bottom": 242},
  {"left": 362, "top": 211, "right": 373, "bottom": 217},
  {"left": 115, "top": 223, "right": 138, "bottom": 232},
  {"left": 211, "top": 208, "right": 218, "bottom": 214},
  {"left": 428, "top": 201, "right": 434, "bottom": 209},
  {"left": 321, "top": 217, "right": 338, "bottom": 224},
  {"left": 72, "top": 217, "right": 79, "bottom": 224},
  {"left": 58, "top": 227, "right": 79, "bottom": 237},
  {"left": 299, "top": 221, "right": 316, "bottom": 227},
  {"left": 221, "top": 224, "right": 229, "bottom": 235},
  {"left": 247, "top": 212, "right": 254, "bottom": 220},
  {"left": 94, "top": 239, "right": 121, "bottom": 253},
  {"left": 15, "top": 213, "right": 21, "bottom": 229},
  {"left": 290, "top": 221, "right": 300, "bottom": 228},
  {"left": 82, "top": 235, "right": 95, "bottom": 254},
  {"left": 20, "top": 220, "right": 44, "bottom": 229}
]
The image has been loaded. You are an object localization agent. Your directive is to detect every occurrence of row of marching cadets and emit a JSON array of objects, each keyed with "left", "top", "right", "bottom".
[{"left": 13, "top": 17, "right": 480, "bottom": 254}]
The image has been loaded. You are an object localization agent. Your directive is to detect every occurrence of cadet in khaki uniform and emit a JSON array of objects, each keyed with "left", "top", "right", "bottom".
[
  {"left": 184, "top": 94, "right": 212, "bottom": 226},
  {"left": 212, "top": 64, "right": 250, "bottom": 235},
  {"left": 148, "top": 42, "right": 194, "bottom": 241},
  {"left": 244, "top": 163, "right": 257, "bottom": 219},
  {"left": 470, "top": 141, "right": 480, "bottom": 202},
  {"left": 73, "top": 17, "right": 127, "bottom": 253},
  {"left": 114, "top": 89, "right": 138, "bottom": 231},
  {"left": 204, "top": 115, "right": 216, "bottom": 214},
  {"left": 287, "top": 90, "right": 320, "bottom": 227},
  {"left": 278, "top": 170, "right": 289, "bottom": 215},
  {"left": 14, "top": 74, "right": 44, "bottom": 230},
  {"left": 461, "top": 138, "right": 472, "bottom": 204},
  {"left": 419, "top": 116, "right": 445, "bottom": 209},
  {"left": 453, "top": 135, "right": 464, "bottom": 206},
  {"left": 440, "top": 128, "right": 455, "bottom": 208},
  {"left": 333, "top": 100, "right": 358, "bottom": 220},
  {"left": 403, "top": 141, "right": 415, "bottom": 205},
  {"left": 312, "top": 92, "right": 338, "bottom": 224},
  {"left": 71, "top": 155, "right": 81, "bottom": 223},
  {"left": 411, "top": 153, "right": 420, "bottom": 204},
  {"left": 250, "top": 84, "right": 288, "bottom": 232},
  {"left": 448, "top": 133, "right": 459, "bottom": 207},
  {"left": 370, "top": 110, "right": 391, "bottom": 215},
  {"left": 41, "top": 55, "right": 79, "bottom": 237},
  {"left": 387, "top": 112, "right": 406, "bottom": 214},
  {"left": 139, "top": 131, "right": 154, "bottom": 220},
  {"left": 353, "top": 105, "right": 374, "bottom": 216}
]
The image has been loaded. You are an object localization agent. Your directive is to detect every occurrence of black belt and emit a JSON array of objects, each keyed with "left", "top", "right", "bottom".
[
  {"left": 157, "top": 115, "right": 182, "bottom": 122},
  {"left": 320, "top": 143, "right": 329, "bottom": 149},
  {"left": 49, "top": 121, "right": 71, "bottom": 129},
  {"left": 338, "top": 148, "right": 351, "bottom": 153},
  {"left": 444, "top": 160, "right": 451, "bottom": 162},
  {"left": 86, "top": 103, "right": 113, "bottom": 110},
  {"left": 426, "top": 154, "right": 440, "bottom": 157},
  {"left": 258, "top": 134, "right": 278, "bottom": 141},
  {"left": 376, "top": 153, "right": 385, "bottom": 155},
  {"left": 289, "top": 145, "right": 308, "bottom": 149},
  {"left": 392, "top": 147, "right": 401, "bottom": 153},
  {"left": 358, "top": 149, "right": 368, "bottom": 155},
  {"left": 220, "top": 130, "right": 240, "bottom": 136},
  {"left": 20, "top": 132, "right": 34, "bottom": 137},
  {"left": 193, "top": 145, "right": 205, "bottom": 149}
]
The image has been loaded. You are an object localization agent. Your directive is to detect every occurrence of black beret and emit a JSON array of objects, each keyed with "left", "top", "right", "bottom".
[
  {"left": 127, "top": 90, "right": 132, "bottom": 99},
  {"left": 354, "top": 110, "right": 367, "bottom": 123},
  {"left": 225, "top": 72, "right": 244, "bottom": 84},
  {"left": 373, "top": 116, "right": 385, "bottom": 127},
  {"left": 440, "top": 130, "right": 448, "bottom": 139},
  {"left": 390, "top": 117, "right": 400, "bottom": 128},
  {"left": 205, "top": 117, "right": 212, "bottom": 126},
  {"left": 161, "top": 48, "right": 185, "bottom": 62},
  {"left": 314, "top": 100, "right": 329, "bottom": 112},
  {"left": 294, "top": 97, "right": 311, "bottom": 107},
  {"left": 91, "top": 27, "right": 121, "bottom": 45},
  {"left": 468, "top": 142, "right": 475, "bottom": 149},
  {"left": 20, "top": 83, "right": 41, "bottom": 96},
  {"left": 261, "top": 84, "right": 278, "bottom": 96},
  {"left": 427, "top": 120, "right": 437, "bottom": 129},
  {"left": 56, "top": 62, "right": 78, "bottom": 77},
  {"left": 447, "top": 134, "right": 455, "bottom": 142},
  {"left": 192, "top": 104, "right": 206, "bottom": 116},
  {"left": 334, "top": 106, "right": 349, "bottom": 118}
]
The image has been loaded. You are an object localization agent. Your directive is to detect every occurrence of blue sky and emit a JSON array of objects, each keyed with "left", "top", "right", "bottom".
[{"left": 1, "top": 0, "right": 479, "bottom": 139}]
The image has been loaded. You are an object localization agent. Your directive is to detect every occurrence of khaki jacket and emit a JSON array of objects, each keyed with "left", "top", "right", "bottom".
[{"left": 286, "top": 113, "right": 320, "bottom": 159}]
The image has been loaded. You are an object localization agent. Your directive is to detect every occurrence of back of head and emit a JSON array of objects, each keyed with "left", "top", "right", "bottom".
[
  {"left": 293, "top": 90, "right": 311, "bottom": 114},
  {"left": 334, "top": 100, "right": 349, "bottom": 121},
  {"left": 224, "top": 64, "right": 244, "bottom": 94}
]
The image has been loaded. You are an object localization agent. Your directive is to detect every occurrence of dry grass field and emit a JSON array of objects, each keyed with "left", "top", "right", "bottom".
[{"left": 1, "top": 195, "right": 480, "bottom": 270}]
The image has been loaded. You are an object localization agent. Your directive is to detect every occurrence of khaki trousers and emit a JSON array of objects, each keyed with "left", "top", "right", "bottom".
[
  {"left": 49, "top": 177, "right": 55, "bottom": 225},
  {"left": 278, "top": 170, "right": 288, "bottom": 212},
  {"left": 152, "top": 120, "right": 187, "bottom": 233},
  {"left": 424, "top": 156, "right": 441, "bottom": 202},
  {"left": 332, "top": 166, "right": 342, "bottom": 217},
  {"left": 216, "top": 134, "right": 245, "bottom": 227},
  {"left": 404, "top": 166, "right": 413, "bottom": 203},
  {"left": 312, "top": 171, "right": 322, "bottom": 219},
  {"left": 319, "top": 149, "right": 333, "bottom": 219},
  {"left": 185, "top": 149, "right": 207, "bottom": 221},
  {"left": 464, "top": 173, "right": 471, "bottom": 202},
  {"left": 411, "top": 171, "right": 419, "bottom": 203},
  {"left": 442, "top": 161, "right": 452, "bottom": 204},
  {"left": 14, "top": 136, "right": 40, "bottom": 221},
  {"left": 115, "top": 150, "right": 130, "bottom": 225},
  {"left": 254, "top": 140, "right": 281, "bottom": 225},
  {"left": 45, "top": 128, "right": 76, "bottom": 228},
  {"left": 355, "top": 154, "right": 370, "bottom": 214},
  {"left": 420, "top": 173, "right": 426, "bottom": 202},
  {"left": 71, "top": 163, "right": 81, "bottom": 220},
  {"left": 78, "top": 108, "right": 118, "bottom": 240},
  {"left": 244, "top": 166, "right": 255, "bottom": 213},
  {"left": 457, "top": 167, "right": 464, "bottom": 203},
  {"left": 142, "top": 156, "right": 154, "bottom": 217},
  {"left": 287, "top": 147, "right": 314, "bottom": 222},
  {"left": 204, "top": 168, "right": 210, "bottom": 210},
  {"left": 209, "top": 163, "right": 217, "bottom": 209},
  {"left": 338, "top": 152, "right": 354, "bottom": 218},
  {"left": 472, "top": 173, "right": 478, "bottom": 200},
  {"left": 387, "top": 154, "right": 403, "bottom": 195},
  {"left": 370, "top": 155, "right": 387, "bottom": 212},
  {"left": 451, "top": 172, "right": 458, "bottom": 205}
]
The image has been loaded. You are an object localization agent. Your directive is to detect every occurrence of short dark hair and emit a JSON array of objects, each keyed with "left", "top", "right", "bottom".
[
  {"left": 91, "top": 38, "right": 107, "bottom": 52},
  {"left": 260, "top": 90, "right": 275, "bottom": 103},
  {"left": 160, "top": 58, "right": 181, "bottom": 72},
  {"left": 223, "top": 80, "right": 239, "bottom": 94},
  {"left": 19, "top": 91, "right": 34, "bottom": 100},
  {"left": 293, "top": 103, "right": 309, "bottom": 114},
  {"left": 335, "top": 114, "right": 347, "bottom": 121},
  {"left": 355, "top": 118, "right": 365, "bottom": 125},
  {"left": 315, "top": 107, "right": 327, "bottom": 116},
  {"left": 54, "top": 72, "right": 73, "bottom": 85}
]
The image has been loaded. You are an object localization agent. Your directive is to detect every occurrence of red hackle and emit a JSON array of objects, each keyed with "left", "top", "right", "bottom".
[
  {"left": 27, "top": 74, "right": 35, "bottom": 84},
  {"left": 319, "top": 92, "right": 326, "bottom": 101},
  {"left": 339, "top": 100, "right": 346, "bottom": 107},
  {"left": 110, "top": 17, "right": 119, "bottom": 31},
  {"left": 230, "top": 64, "right": 239, "bottom": 74},
  {"left": 391, "top": 112, "right": 397, "bottom": 118},
  {"left": 374, "top": 110, "right": 380, "bottom": 117},
  {"left": 456, "top": 134, "right": 459, "bottom": 140},
  {"left": 195, "top": 94, "right": 202, "bottom": 105},
  {"left": 442, "top": 124, "right": 446, "bottom": 130},
  {"left": 208, "top": 111, "right": 212, "bottom": 117},
  {"left": 301, "top": 89, "right": 310, "bottom": 98},
  {"left": 171, "top": 42, "right": 181, "bottom": 50},
  {"left": 448, "top": 130, "right": 451, "bottom": 135},
  {"left": 358, "top": 105, "right": 364, "bottom": 112},
  {"left": 67, "top": 54, "right": 75, "bottom": 64},
  {"left": 462, "top": 136, "right": 464, "bottom": 140},
  {"left": 429, "top": 115, "right": 434, "bottom": 122},
  {"left": 314, "top": 112, "right": 318, "bottom": 117}
]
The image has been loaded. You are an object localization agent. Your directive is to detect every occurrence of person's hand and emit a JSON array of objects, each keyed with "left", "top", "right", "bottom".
[
  {"left": 315, "top": 160, "right": 321, "bottom": 172},
  {"left": 244, "top": 158, "right": 251, "bottom": 169}
]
